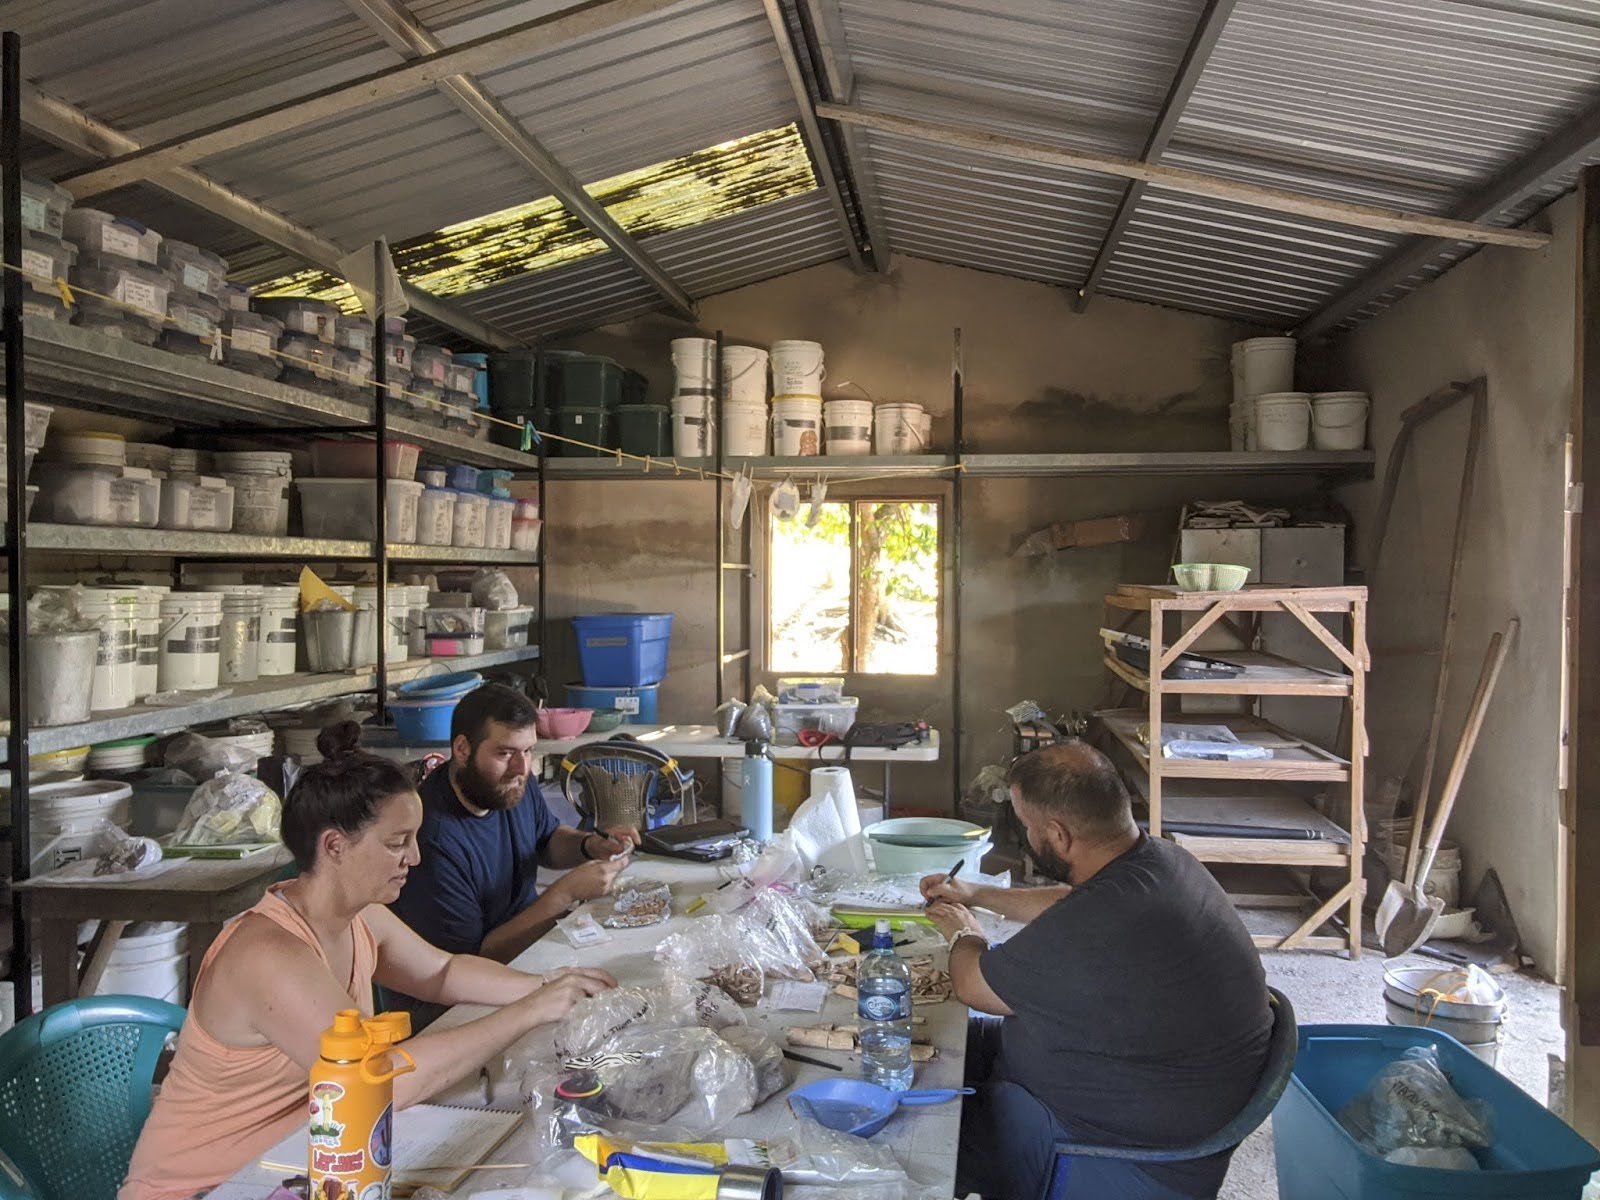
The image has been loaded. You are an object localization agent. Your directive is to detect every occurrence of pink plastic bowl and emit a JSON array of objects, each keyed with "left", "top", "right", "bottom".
[{"left": 535, "top": 707, "right": 594, "bottom": 739}]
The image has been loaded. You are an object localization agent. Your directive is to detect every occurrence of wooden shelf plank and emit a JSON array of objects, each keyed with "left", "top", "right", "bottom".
[
  {"left": 1101, "top": 650, "right": 1352, "bottom": 697},
  {"left": 1107, "top": 584, "right": 1367, "bottom": 614},
  {"left": 1097, "top": 709, "right": 1351, "bottom": 782}
]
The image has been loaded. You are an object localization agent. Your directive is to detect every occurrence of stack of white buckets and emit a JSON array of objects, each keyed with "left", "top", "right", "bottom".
[
  {"left": 1231, "top": 336, "right": 1370, "bottom": 453},
  {"left": 668, "top": 337, "right": 932, "bottom": 457}
]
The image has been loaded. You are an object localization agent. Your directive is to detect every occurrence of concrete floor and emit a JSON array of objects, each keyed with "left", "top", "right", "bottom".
[{"left": 1219, "top": 951, "right": 1564, "bottom": 1199}]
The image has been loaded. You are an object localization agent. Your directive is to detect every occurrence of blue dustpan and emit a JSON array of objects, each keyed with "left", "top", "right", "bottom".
[{"left": 787, "top": 1078, "right": 973, "bottom": 1137}]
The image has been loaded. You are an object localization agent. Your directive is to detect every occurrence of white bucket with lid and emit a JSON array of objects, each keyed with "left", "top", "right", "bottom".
[
  {"left": 95, "top": 923, "right": 188, "bottom": 1005},
  {"left": 225, "top": 472, "right": 290, "bottom": 536},
  {"left": 258, "top": 584, "right": 299, "bottom": 676},
  {"left": 73, "top": 587, "right": 141, "bottom": 712},
  {"left": 123, "top": 586, "right": 164, "bottom": 700},
  {"left": 1311, "top": 391, "right": 1369, "bottom": 451},
  {"left": 203, "top": 585, "right": 263, "bottom": 684},
  {"left": 772, "top": 396, "right": 823, "bottom": 456},
  {"left": 157, "top": 592, "right": 223, "bottom": 691},
  {"left": 874, "top": 402, "right": 927, "bottom": 455},
  {"left": 27, "top": 779, "right": 133, "bottom": 873},
  {"left": 1254, "top": 392, "right": 1312, "bottom": 451},
  {"left": 1234, "top": 337, "right": 1296, "bottom": 401},
  {"left": 353, "top": 584, "right": 410, "bottom": 664},
  {"left": 670, "top": 338, "right": 717, "bottom": 395},
  {"left": 721, "top": 346, "right": 769, "bottom": 407},
  {"left": 824, "top": 399, "right": 874, "bottom": 456},
  {"left": 722, "top": 400, "right": 766, "bottom": 457},
  {"left": 770, "top": 340, "right": 825, "bottom": 397},
  {"left": 672, "top": 394, "right": 714, "bottom": 458}
]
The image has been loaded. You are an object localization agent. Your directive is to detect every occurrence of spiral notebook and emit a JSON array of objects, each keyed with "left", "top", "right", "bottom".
[{"left": 259, "top": 1103, "right": 521, "bottom": 1191}]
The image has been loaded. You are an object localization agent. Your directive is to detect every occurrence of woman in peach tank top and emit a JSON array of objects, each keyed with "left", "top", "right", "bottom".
[{"left": 120, "top": 723, "right": 616, "bottom": 1200}]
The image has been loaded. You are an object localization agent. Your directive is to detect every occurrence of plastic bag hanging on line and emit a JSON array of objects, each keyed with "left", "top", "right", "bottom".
[
  {"left": 337, "top": 238, "right": 409, "bottom": 318},
  {"left": 807, "top": 478, "right": 828, "bottom": 528},
  {"left": 771, "top": 477, "right": 801, "bottom": 522},
  {"left": 729, "top": 470, "right": 753, "bottom": 530}
]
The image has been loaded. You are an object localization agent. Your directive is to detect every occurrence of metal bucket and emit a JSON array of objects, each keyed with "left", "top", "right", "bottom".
[
  {"left": 1383, "top": 965, "right": 1506, "bottom": 1068},
  {"left": 303, "top": 608, "right": 376, "bottom": 672}
]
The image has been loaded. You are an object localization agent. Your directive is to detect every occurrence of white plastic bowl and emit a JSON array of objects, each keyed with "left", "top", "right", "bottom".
[{"left": 865, "top": 817, "right": 991, "bottom": 878}]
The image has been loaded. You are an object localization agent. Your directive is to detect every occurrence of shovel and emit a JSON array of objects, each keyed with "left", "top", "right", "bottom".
[{"left": 1376, "top": 620, "right": 1517, "bottom": 957}]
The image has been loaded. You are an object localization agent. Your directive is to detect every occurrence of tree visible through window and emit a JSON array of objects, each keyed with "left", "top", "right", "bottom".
[{"left": 769, "top": 501, "right": 939, "bottom": 675}]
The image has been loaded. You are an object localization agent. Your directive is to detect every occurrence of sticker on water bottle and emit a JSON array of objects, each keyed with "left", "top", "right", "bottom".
[{"left": 861, "top": 993, "right": 900, "bottom": 1022}]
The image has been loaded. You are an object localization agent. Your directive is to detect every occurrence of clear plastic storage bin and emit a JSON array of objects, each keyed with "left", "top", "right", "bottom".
[
  {"left": 21, "top": 230, "right": 75, "bottom": 297},
  {"left": 295, "top": 478, "right": 423, "bottom": 542},
  {"left": 254, "top": 297, "right": 339, "bottom": 343},
  {"left": 163, "top": 295, "right": 224, "bottom": 358},
  {"left": 425, "top": 607, "right": 486, "bottom": 657},
  {"left": 774, "top": 698, "right": 860, "bottom": 741},
  {"left": 159, "top": 474, "right": 234, "bottom": 532},
  {"left": 158, "top": 239, "right": 228, "bottom": 299},
  {"left": 36, "top": 464, "right": 161, "bottom": 527},
  {"left": 220, "top": 282, "right": 251, "bottom": 312},
  {"left": 484, "top": 606, "right": 535, "bottom": 650},
  {"left": 412, "top": 345, "right": 452, "bottom": 388},
  {"left": 21, "top": 177, "right": 71, "bottom": 238},
  {"left": 69, "top": 255, "right": 170, "bottom": 338},
  {"left": 222, "top": 311, "right": 282, "bottom": 378},
  {"left": 63, "top": 209, "right": 161, "bottom": 265},
  {"left": 278, "top": 334, "right": 338, "bottom": 393}
]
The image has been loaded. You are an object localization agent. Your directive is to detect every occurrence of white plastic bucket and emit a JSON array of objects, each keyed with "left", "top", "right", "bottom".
[
  {"left": 203, "top": 587, "right": 263, "bottom": 684},
  {"left": 258, "top": 585, "right": 299, "bottom": 676},
  {"left": 914, "top": 411, "right": 933, "bottom": 451},
  {"left": 1311, "top": 391, "right": 1369, "bottom": 451},
  {"left": 72, "top": 587, "right": 142, "bottom": 712},
  {"left": 1253, "top": 392, "right": 1312, "bottom": 451},
  {"left": 772, "top": 396, "right": 823, "bottom": 456},
  {"left": 770, "top": 340, "right": 825, "bottom": 397},
  {"left": 225, "top": 473, "right": 290, "bottom": 536},
  {"left": 721, "top": 345, "right": 769, "bottom": 406},
  {"left": 670, "top": 338, "right": 717, "bottom": 395},
  {"left": 95, "top": 923, "right": 187, "bottom": 1005},
  {"left": 722, "top": 400, "right": 768, "bottom": 457},
  {"left": 353, "top": 585, "right": 409, "bottom": 664},
  {"left": 416, "top": 489, "right": 456, "bottom": 546},
  {"left": 1235, "top": 337, "right": 1296, "bottom": 400},
  {"left": 27, "top": 779, "right": 133, "bottom": 873},
  {"left": 824, "top": 399, "right": 874, "bottom": 456},
  {"left": 874, "top": 403, "right": 927, "bottom": 455},
  {"left": 28, "top": 630, "right": 100, "bottom": 725},
  {"left": 121, "top": 587, "right": 164, "bottom": 700},
  {"left": 157, "top": 592, "right": 223, "bottom": 691},
  {"left": 671, "top": 394, "right": 714, "bottom": 458}
]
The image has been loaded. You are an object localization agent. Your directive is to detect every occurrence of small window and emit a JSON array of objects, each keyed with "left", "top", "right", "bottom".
[{"left": 768, "top": 500, "right": 940, "bottom": 675}]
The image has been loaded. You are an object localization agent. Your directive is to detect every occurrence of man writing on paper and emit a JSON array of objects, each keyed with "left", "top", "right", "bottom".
[
  {"left": 921, "top": 743, "right": 1271, "bottom": 1200},
  {"left": 390, "top": 684, "right": 638, "bottom": 1023}
]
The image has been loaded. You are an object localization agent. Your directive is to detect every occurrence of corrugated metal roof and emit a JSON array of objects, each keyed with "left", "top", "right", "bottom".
[{"left": 14, "top": 0, "right": 1600, "bottom": 338}]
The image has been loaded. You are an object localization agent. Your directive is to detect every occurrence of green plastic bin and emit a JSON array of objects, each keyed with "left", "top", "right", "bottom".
[
  {"left": 555, "top": 355, "right": 625, "bottom": 410},
  {"left": 557, "top": 404, "right": 612, "bottom": 456},
  {"left": 617, "top": 405, "right": 671, "bottom": 456}
]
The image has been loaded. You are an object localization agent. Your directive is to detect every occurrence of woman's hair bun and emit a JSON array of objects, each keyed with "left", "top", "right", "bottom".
[{"left": 315, "top": 719, "right": 364, "bottom": 761}]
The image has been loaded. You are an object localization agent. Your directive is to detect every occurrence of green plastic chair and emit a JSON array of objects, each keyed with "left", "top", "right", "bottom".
[{"left": 0, "top": 995, "right": 185, "bottom": 1200}]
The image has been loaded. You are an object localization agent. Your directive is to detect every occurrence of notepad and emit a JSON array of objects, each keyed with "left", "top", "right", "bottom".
[{"left": 261, "top": 1103, "right": 521, "bottom": 1191}]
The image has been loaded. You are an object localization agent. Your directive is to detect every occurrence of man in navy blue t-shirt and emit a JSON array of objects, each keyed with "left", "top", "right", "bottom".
[{"left": 389, "top": 684, "right": 638, "bottom": 1018}]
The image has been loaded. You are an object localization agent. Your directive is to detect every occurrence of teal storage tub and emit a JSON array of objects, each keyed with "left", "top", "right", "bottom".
[{"left": 1273, "top": 1024, "right": 1600, "bottom": 1199}]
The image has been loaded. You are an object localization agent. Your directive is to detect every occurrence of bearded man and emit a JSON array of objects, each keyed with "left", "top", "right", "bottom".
[
  {"left": 921, "top": 742, "right": 1271, "bottom": 1200},
  {"left": 389, "top": 683, "right": 635, "bottom": 1024}
]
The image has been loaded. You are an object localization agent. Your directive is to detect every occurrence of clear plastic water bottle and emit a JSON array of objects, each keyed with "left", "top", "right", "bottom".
[{"left": 858, "top": 917, "right": 914, "bottom": 1092}]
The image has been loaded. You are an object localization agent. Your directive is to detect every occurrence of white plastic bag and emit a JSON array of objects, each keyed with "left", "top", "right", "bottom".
[{"left": 170, "top": 771, "right": 282, "bottom": 846}]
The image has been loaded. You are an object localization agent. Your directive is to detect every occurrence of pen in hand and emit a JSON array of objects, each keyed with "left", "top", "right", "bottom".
[{"left": 926, "top": 859, "right": 963, "bottom": 908}]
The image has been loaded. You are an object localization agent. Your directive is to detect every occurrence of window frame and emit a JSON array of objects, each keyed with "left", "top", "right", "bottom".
[{"left": 762, "top": 493, "right": 944, "bottom": 677}]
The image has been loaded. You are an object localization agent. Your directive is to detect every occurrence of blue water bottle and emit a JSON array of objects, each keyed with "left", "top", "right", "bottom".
[{"left": 741, "top": 739, "right": 773, "bottom": 842}]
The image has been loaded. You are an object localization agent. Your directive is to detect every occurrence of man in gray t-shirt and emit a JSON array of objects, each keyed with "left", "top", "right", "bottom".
[{"left": 924, "top": 743, "right": 1270, "bottom": 1199}]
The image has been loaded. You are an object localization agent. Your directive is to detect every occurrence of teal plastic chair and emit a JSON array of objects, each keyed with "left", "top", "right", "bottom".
[{"left": 0, "top": 995, "right": 185, "bottom": 1200}]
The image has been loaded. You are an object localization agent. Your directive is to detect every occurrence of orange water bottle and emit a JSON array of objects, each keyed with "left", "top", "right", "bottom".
[{"left": 309, "top": 1009, "right": 415, "bottom": 1200}]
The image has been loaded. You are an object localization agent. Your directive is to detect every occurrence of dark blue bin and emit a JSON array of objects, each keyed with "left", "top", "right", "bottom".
[
  {"left": 567, "top": 682, "right": 660, "bottom": 724},
  {"left": 1273, "top": 1024, "right": 1600, "bottom": 1199},
  {"left": 571, "top": 613, "right": 674, "bottom": 687}
]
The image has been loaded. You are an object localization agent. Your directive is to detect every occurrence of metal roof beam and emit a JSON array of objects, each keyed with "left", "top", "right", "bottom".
[
  {"left": 819, "top": 102, "right": 1551, "bottom": 251},
  {"left": 21, "top": 83, "right": 523, "bottom": 349},
  {"left": 344, "top": 0, "right": 697, "bottom": 323},
  {"left": 55, "top": 0, "right": 686, "bottom": 198},
  {"left": 1073, "top": 0, "right": 1237, "bottom": 312},
  {"left": 1296, "top": 95, "right": 1600, "bottom": 340},
  {"left": 800, "top": 0, "right": 891, "bottom": 272},
  {"left": 759, "top": 0, "right": 864, "bottom": 271}
]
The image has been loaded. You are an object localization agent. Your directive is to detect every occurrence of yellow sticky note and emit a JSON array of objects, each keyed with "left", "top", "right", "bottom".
[{"left": 834, "top": 932, "right": 860, "bottom": 956}]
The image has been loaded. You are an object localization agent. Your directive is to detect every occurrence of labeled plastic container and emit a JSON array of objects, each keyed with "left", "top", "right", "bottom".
[
  {"left": 454, "top": 352, "right": 490, "bottom": 407},
  {"left": 64, "top": 209, "right": 162, "bottom": 265},
  {"left": 385, "top": 333, "right": 418, "bottom": 377},
  {"left": 485, "top": 496, "right": 515, "bottom": 550},
  {"left": 26, "top": 779, "right": 134, "bottom": 870},
  {"left": 333, "top": 348, "right": 374, "bottom": 399},
  {"left": 20, "top": 177, "right": 71, "bottom": 238},
  {"left": 671, "top": 338, "right": 717, "bottom": 396},
  {"left": 258, "top": 585, "right": 300, "bottom": 677},
  {"left": 511, "top": 504, "right": 542, "bottom": 554},
  {"left": 567, "top": 682, "right": 659, "bottom": 724},
  {"left": 157, "top": 592, "right": 224, "bottom": 692},
  {"left": 571, "top": 612, "right": 674, "bottom": 687},
  {"left": 73, "top": 587, "right": 142, "bottom": 712},
  {"left": 69, "top": 255, "right": 170, "bottom": 335},
  {"left": 771, "top": 340, "right": 825, "bottom": 397},
  {"left": 484, "top": 606, "right": 535, "bottom": 650},
  {"left": 824, "top": 399, "right": 874, "bottom": 455},
  {"left": 446, "top": 466, "right": 481, "bottom": 492},
  {"left": 21, "top": 229, "right": 76, "bottom": 298},
  {"left": 162, "top": 295, "right": 224, "bottom": 357},
  {"left": 451, "top": 491, "right": 488, "bottom": 548},
  {"left": 208, "top": 588, "right": 263, "bottom": 684},
  {"left": 723, "top": 400, "right": 767, "bottom": 457},
  {"left": 279, "top": 334, "right": 338, "bottom": 392},
  {"left": 159, "top": 239, "right": 227, "bottom": 299},
  {"left": 411, "top": 345, "right": 453, "bottom": 388},
  {"left": 44, "top": 429, "right": 125, "bottom": 466},
  {"left": 225, "top": 472, "right": 291, "bottom": 537},
  {"left": 416, "top": 488, "right": 457, "bottom": 546},
  {"left": 222, "top": 311, "right": 283, "bottom": 378},
  {"left": 722, "top": 345, "right": 769, "bottom": 406},
  {"left": 557, "top": 405, "right": 610, "bottom": 456},
  {"left": 254, "top": 297, "right": 339, "bottom": 343},
  {"left": 309, "top": 439, "right": 421, "bottom": 481},
  {"left": 773, "top": 397, "right": 823, "bottom": 455},
  {"left": 425, "top": 607, "right": 486, "bottom": 657},
  {"left": 874, "top": 402, "right": 927, "bottom": 455},
  {"left": 159, "top": 474, "right": 234, "bottom": 532},
  {"left": 35, "top": 464, "right": 160, "bottom": 527},
  {"left": 775, "top": 697, "right": 859, "bottom": 741},
  {"left": 617, "top": 405, "right": 671, "bottom": 456},
  {"left": 295, "top": 478, "right": 423, "bottom": 542},
  {"left": 220, "top": 282, "right": 251, "bottom": 313},
  {"left": 1273, "top": 1024, "right": 1600, "bottom": 1200},
  {"left": 334, "top": 315, "right": 374, "bottom": 356}
]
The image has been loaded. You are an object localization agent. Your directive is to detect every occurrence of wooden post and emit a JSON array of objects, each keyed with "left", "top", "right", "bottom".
[{"left": 1147, "top": 599, "right": 1165, "bottom": 837}]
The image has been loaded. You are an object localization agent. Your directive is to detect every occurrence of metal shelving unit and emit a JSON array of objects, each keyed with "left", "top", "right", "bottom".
[{"left": 19, "top": 525, "right": 539, "bottom": 565}]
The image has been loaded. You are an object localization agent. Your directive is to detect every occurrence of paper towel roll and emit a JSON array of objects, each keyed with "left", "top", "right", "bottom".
[{"left": 809, "top": 766, "right": 868, "bottom": 872}]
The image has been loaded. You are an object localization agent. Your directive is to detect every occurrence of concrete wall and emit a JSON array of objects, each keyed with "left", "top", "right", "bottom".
[
  {"left": 1323, "top": 195, "right": 1575, "bottom": 976},
  {"left": 546, "top": 254, "right": 1377, "bottom": 810}
]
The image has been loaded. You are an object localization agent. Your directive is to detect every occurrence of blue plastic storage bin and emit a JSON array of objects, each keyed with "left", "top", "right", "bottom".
[
  {"left": 571, "top": 613, "right": 674, "bottom": 687},
  {"left": 567, "top": 682, "right": 660, "bottom": 724},
  {"left": 1273, "top": 1024, "right": 1600, "bottom": 1200}
]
